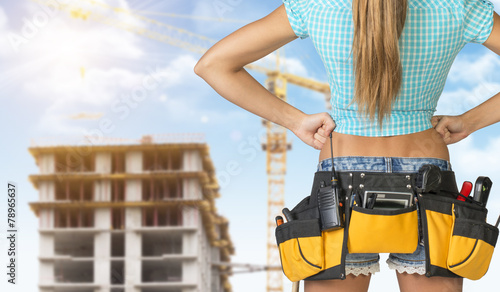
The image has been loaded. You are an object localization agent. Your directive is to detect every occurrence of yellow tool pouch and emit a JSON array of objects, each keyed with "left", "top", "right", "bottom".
[
  {"left": 275, "top": 219, "right": 345, "bottom": 282},
  {"left": 348, "top": 205, "right": 418, "bottom": 253},
  {"left": 275, "top": 171, "right": 348, "bottom": 282},
  {"left": 275, "top": 219, "right": 324, "bottom": 281},
  {"left": 419, "top": 193, "right": 499, "bottom": 279}
]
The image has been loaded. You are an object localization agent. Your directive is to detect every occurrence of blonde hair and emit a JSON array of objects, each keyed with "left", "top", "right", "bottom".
[{"left": 352, "top": 0, "right": 408, "bottom": 126}]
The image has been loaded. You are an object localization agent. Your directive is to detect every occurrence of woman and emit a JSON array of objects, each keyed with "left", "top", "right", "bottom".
[{"left": 195, "top": 0, "right": 500, "bottom": 291}]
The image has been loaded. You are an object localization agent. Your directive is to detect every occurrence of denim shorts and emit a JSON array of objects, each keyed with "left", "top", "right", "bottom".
[{"left": 317, "top": 156, "right": 452, "bottom": 276}]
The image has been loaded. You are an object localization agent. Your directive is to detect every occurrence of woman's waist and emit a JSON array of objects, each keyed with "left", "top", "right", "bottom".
[
  {"left": 317, "top": 156, "right": 451, "bottom": 173},
  {"left": 319, "top": 128, "right": 450, "bottom": 162}
]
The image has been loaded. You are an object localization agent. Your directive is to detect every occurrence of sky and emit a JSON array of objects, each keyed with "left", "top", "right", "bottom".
[{"left": 0, "top": 0, "right": 500, "bottom": 291}]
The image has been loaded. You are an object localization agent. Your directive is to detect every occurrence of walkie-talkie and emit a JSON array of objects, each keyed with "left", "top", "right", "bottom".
[{"left": 317, "top": 132, "right": 344, "bottom": 231}]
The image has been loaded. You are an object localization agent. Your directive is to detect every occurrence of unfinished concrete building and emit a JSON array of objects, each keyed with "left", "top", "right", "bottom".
[{"left": 28, "top": 134, "right": 234, "bottom": 292}]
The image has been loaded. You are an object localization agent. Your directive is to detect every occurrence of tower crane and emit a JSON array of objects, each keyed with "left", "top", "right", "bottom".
[{"left": 33, "top": 1, "right": 331, "bottom": 291}]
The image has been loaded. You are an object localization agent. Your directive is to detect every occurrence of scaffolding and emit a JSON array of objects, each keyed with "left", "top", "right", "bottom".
[{"left": 29, "top": 134, "right": 234, "bottom": 292}]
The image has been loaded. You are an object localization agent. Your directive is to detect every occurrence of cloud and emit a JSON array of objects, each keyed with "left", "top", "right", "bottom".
[
  {"left": 191, "top": 0, "right": 251, "bottom": 35},
  {"left": 0, "top": 5, "right": 6, "bottom": 27},
  {"left": 253, "top": 52, "right": 309, "bottom": 77},
  {"left": 25, "top": 65, "right": 144, "bottom": 103},
  {"left": 28, "top": 66, "right": 149, "bottom": 134},
  {"left": 448, "top": 52, "right": 500, "bottom": 86},
  {"left": 437, "top": 81, "right": 500, "bottom": 115},
  {"left": 156, "top": 55, "right": 251, "bottom": 125},
  {"left": 450, "top": 136, "right": 500, "bottom": 174},
  {"left": 27, "top": 53, "right": 250, "bottom": 135},
  {"left": 0, "top": 0, "right": 148, "bottom": 99},
  {"left": 437, "top": 50, "right": 500, "bottom": 116},
  {"left": 0, "top": 6, "right": 12, "bottom": 56},
  {"left": 16, "top": 0, "right": 143, "bottom": 59},
  {"left": 9, "top": 0, "right": 175, "bottom": 135}
]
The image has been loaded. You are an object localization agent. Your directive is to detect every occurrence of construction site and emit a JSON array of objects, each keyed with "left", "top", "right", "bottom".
[
  {"left": 28, "top": 134, "right": 234, "bottom": 292},
  {"left": 24, "top": 1, "right": 332, "bottom": 292}
]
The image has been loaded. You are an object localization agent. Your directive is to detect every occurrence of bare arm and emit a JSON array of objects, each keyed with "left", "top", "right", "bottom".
[
  {"left": 194, "top": 5, "right": 335, "bottom": 149},
  {"left": 433, "top": 12, "right": 500, "bottom": 144}
]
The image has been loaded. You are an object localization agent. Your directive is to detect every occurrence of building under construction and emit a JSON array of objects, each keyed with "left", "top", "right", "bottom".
[{"left": 28, "top": 134, "right": 234, "bottom": 292}]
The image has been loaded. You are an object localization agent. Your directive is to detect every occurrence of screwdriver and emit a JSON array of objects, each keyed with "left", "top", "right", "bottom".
[
  {"left": 275, "top": 216, "right": 284, "bottom": 226},
  {"left": 458, "top": 181, "right": 473, "bottom": 201}
]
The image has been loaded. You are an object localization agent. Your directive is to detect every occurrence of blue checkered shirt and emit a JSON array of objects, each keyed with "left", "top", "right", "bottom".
[{"left": 282, "top": 0, "right": 495, "bottom": 136}]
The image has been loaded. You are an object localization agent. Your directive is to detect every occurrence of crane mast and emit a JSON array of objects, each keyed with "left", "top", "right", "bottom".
[{"left": 263, "top": 72, "right": 290, "bottom": 292}]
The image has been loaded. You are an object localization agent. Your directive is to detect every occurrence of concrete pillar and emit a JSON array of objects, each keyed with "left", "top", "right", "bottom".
[
  {"left": 183, "top": 207, "right": 199, "bottom": 228},
  {"left": 94, "top": 209, "right": 111, "bottom": 290},
  {"left": 39, "top": 220, "right": 54, "bottom": 286},
  {"left": 94, "top": 239, "right": 111, "bottom": 288},
  {"left": 182, "top": 178, "right": 202, "bottom": 200},
  {"left": 94, "top": 180, "right": 111, "bottom": 202},
  {"left": 183, "top": 232, "right": 197, "bottom": 256},
  {"left": 39, "top": 261, "right": 54, "bottom": 285},
  {"left": 126, "top": 151, "right": 143, "bottom": 173},
  {"left": 39, "top": 234, "right": 54, "bottom": 257},
  {"left": 211, "top": 246, "right": 221, "bottom": 292},
  {"left": 93, "top": 153, "right": 113, "bottom": 292},
  {"left": 182, "top": 150, "right": 202, "bottom": 172},
  {"left": 39, "top": 210, "right": 54, "bottom": 229},
  {"left": 39, "top": 153, "right": 55, "bottom": 174},
  {"left": 125, "top": 180, "right": 141, "bottom": 202},
  {"left": 125, "top": 151, "right": 142, "bottom": 203},
  {"left": 95, "top": 208, "right": 111, "bottom": 230},
  {"left": 125, "top": 207, "right": 141, "bottom": 292},
  {"left": 95, "top": 152, "right": 111, "bottom": 173},
  {"left": 182, "top": 260, "right": 198, "bottom": 285},
  {"left": 39, "top": 181, "right": 54, "bottom": 202},
  {"left": 195, "top": 217, "right": 205, "bottom": 289}
]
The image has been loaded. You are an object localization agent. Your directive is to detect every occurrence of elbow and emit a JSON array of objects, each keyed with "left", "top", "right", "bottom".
[
  {"left": 194, "top": 58, "right": 206, "bottom": 77},
  {"left": 194, "top": 55, "right": 216, "bottom": 78},
  {"left": 194, "top": 53, "right": 241, "bottom": 78}
]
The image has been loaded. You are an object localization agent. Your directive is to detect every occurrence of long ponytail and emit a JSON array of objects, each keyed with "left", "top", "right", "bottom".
[{"left": 352, "top": 0, "right": 408, "bottom": 126}]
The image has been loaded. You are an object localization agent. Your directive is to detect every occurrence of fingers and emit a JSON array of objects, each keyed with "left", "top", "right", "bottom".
[
  {"left": 317, "top": 113, "right": 336, "bottom": 137},
  {"left": 314, "top": 132, "right": 326, "bottom": 145},
  {"left": 431, "top": 115, "right": 442, "bottom": 128},
  {"left": 442, "top": 128, "right": 451, "bottom": 144},
  {"left": 313, "top": 113, "right": 336, "bottom": 150},
  {"left": 322, "top": 113, "right": 336, "bottom": 136},
  {"left": 434, "top": 117, "right": 456, "bottom": 144},
  {"left": 312, "top": 139, "right": 323, "bottom": 150},
  {"left": 317, "top": 127, "right": 328, "bottom": 138},
  {"left": 297, "top": 112, "right": 336, "bottom": 150},
  {"left": 433, "top": 116, "right": 448, "bottom": 136}
]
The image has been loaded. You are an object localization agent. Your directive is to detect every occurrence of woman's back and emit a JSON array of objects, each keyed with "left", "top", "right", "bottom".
[{"left": 284, "top": 0, "right": 495, "bottom": 137}]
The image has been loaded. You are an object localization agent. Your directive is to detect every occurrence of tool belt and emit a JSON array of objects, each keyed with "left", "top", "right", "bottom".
[{"left": 275, "top": 170, "right": 499, "bottom": 282}]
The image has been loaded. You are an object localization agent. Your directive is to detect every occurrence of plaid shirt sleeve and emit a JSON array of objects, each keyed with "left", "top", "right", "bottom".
[
  {"left": 462, "top": 0, "right": 495, "bottom": 44},
  {"left": 282, "top": 0, "right": 310, "bottom": 39}
]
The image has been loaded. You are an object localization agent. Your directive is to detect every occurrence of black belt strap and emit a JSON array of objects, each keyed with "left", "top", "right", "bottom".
[
  {"left": 309, "top": 170, "right": 458, "bottom": 207},
  {"left": 336, "top": 171, "right": 458, "bottom": 193}
]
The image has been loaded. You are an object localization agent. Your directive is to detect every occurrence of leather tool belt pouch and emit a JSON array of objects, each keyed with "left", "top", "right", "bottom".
[
  {"left": 275, "top": 171, "right": 346, "bottom": 281},
  {"left": 347, "top": 172, "right": 419, "bottom": 254},
  {"left": 275, "top": 169, "right": 498, "bottom": 282},
  {"left": 419, "top": 189, "right": 499, "bottom": 280}
]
